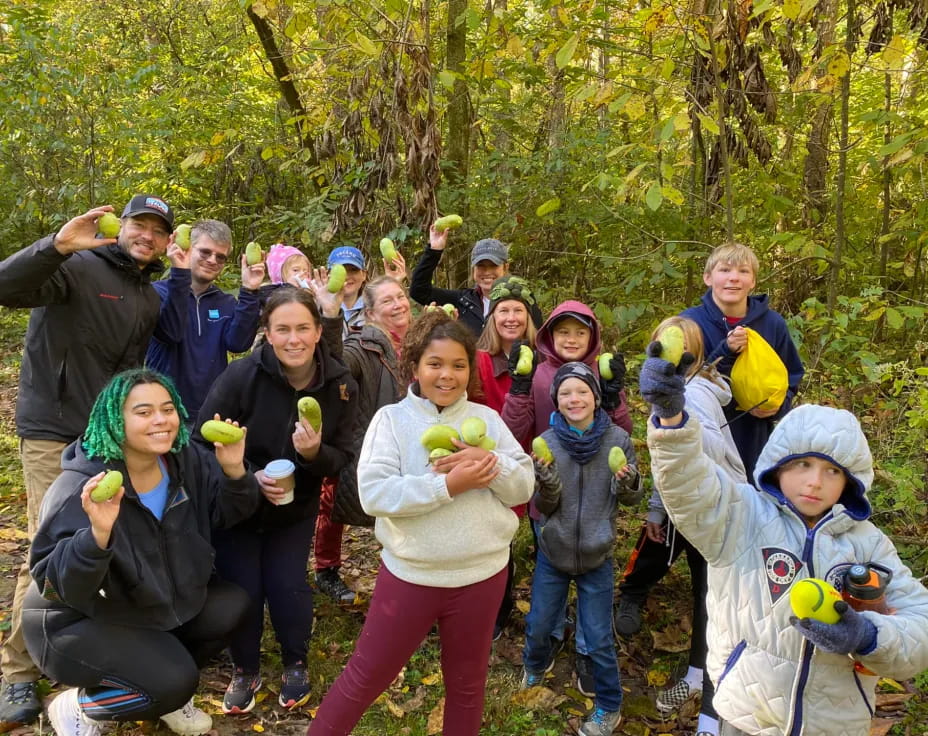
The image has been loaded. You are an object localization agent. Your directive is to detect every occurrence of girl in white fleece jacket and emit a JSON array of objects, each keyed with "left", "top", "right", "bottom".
[{"left": 309, "top": 311, "right": 534, "bottom": 736}]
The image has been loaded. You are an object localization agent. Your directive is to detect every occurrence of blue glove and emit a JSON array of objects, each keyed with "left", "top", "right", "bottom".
[
  {"left": 638, "top": 341, "right": 695, "bottom": 418},
  {"left": 790, "top": 601, "right": 878, "bottom": 656},
  {"left": 600, "top": 353, "right": 626, "bottom": 410}
]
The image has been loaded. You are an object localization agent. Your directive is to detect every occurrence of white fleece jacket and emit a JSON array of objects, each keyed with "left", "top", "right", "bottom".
[{"left": 358, "top": 390, "right": 534, "bottom": 587}]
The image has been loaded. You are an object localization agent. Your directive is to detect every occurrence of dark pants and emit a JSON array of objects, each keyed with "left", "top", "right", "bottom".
[
  {"left": 495, "top": 545, "right": 515, "bottom": 631},
  {"left": 22, "top": 580, "right": 247, "bottom": 721},
  {"left": 214, "top": 515, "right": 317, "bottom": 672},
  {"left": 309, "top": 565, "right": 505, "bottom": 736},
  {"left": 619, "top": 519, "right": 716, "bottom": 717}
]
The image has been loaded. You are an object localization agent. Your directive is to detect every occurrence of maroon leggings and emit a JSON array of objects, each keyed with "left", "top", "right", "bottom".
[{"left": 308, "top": 564, "right": 506, "bottom": 736}]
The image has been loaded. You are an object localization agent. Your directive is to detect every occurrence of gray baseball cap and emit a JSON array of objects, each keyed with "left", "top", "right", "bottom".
[{"left": 470, "top": 239, "right": 509, "bottom": 266}]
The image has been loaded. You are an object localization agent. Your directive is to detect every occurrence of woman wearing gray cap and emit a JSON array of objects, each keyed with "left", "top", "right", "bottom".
[{"left": 409, "top": 223, "right": 543, "bottom": 335}]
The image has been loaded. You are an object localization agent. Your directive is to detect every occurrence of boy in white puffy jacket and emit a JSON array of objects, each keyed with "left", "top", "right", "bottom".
[{"left": 639, "top": 342, "right": 928, "bottom": 736}]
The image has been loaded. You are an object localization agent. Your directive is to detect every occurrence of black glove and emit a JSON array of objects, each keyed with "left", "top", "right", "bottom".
[
  {"left": 600, "top": 353, "right": 626, "bottom": 410},
  {"left": 790, "top": 600, "right": 878, "bottom": 656},
  {"left": 507, "top": 340, "right": 540, "bottom": 396},
  {"left": 638, "top": 342, "right": 695, "bottom": 418}
]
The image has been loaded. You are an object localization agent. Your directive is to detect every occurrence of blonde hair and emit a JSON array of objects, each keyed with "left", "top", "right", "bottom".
[
  {"left": 476, "top": 303, "right": 537, "bottom": 354},
  {"left": 704, "top": 242, "right": 759, "bottom": 277},
  {"left": 650, "top": 316, "right": 704, "bottom": 379},
  {"left": 282, "top": 253, "right": 311, "bottom": 280}
]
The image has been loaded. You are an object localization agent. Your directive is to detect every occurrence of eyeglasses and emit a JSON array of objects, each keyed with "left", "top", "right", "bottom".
[{"left": 194, "top": 247, "right": 229, "bottom": 265}]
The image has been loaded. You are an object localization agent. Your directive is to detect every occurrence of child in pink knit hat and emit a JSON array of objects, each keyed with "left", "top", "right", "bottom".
[{"left": 266, "top": 244, "right": 311, "bottom": 286}]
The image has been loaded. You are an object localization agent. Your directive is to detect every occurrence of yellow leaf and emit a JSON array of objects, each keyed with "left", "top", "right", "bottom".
[
  {"left": 782, "top": 0, "right": 800, "bottom": 20},
  {"left": 506, "top": 35, "right": 524, "bottom": 55},
  {"left": 647, "top": 669, "right": 669, "bottom": 687},
  {"left": 882, "top": 35, "right": 905, "bottom": 68},
  {"left": 421, "top": 673, "right": 442, "bottom": 686},
  {"left": 353, "top": 31, "right": 379, "bottom": 56},
  {"left": 625, "top": 96, "right": 646, "bottom": 121},
  {"left": 879, "top": 677, "right": 906, "bottom": 692},
  {"left": 426, "top": 698, "right": 445, "bottom": 735},
  {"left": 816, "top": 74, "right": 837, "bottom": 94},
  {"left": 673, "top": 112, "right": 690, "bottom": 131},
  {"left": 515, "top": 599, "right": 531, "bottom": 614},
  {"left": 254, "top": 691, "right": 268, "bottom": 703},
  {"left": 252, "top": 725, "right": 264, "bottom": 733},
  {"left": 826, "top": 49, "right": 850, "bottom": 78},
  {"left": 644, "top": 7, "right": 668, "bottom": 35},
  {"left": 510, "top": 685, "right": 566, "bottom": 710}
]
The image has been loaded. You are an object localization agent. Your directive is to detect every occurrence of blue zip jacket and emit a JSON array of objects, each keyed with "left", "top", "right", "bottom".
[
  {"left": 146, "top": 269, "right": 261, "bottom": 419},
  {"left": 681, "top": 290, "right": 804, "bottom": 482}
]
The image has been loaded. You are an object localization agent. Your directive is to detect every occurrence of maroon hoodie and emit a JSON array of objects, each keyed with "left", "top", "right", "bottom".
[{"left": 500, "top": 300, "right": 631, "bottom": 445}]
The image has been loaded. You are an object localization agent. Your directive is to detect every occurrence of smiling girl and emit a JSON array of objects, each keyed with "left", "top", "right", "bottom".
[
  {"left": 308, "top": 311, "right": 533, "bottom": 736},
  {"left": 195, "top": 288, "right": 358, "bottom": 716}
]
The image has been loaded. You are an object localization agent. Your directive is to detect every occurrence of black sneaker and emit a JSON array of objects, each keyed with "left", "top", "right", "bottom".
[
  {"left": 222, "top": 669, "right": 261, "bottom": 714},
  {"left": 279, "top": 663, "right": 310, "bottom": 709},
  {"left": 0, "top": 680, "right": 42, "bottom": 728},
  {"left": 316, "top": 567, "right": 358, "bottom": 604},
  {"left": 575, "top": 652, "right": 595, "bottom": 697},
  {"left": 613, "top": 597, "right": 642, "bottom": 637}
]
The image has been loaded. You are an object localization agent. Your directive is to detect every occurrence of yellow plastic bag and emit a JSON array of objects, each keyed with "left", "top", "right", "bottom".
[{"left": 730, "top": 328, "right": 788, "bottom": 412}]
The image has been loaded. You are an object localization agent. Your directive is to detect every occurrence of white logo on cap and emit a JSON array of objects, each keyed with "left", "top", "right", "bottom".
[{"left": 145, "top": 197, "right": 168, "bottom": 214}]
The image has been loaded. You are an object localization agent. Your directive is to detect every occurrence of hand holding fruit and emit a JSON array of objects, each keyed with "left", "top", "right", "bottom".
[
  {"left": 598, "top": 352, "right": 626, "bottom": 410},
  {"left": 790, "top": 599, "right": 877, "bottom": 656},
  {"left": 382, "top": 249, "right": 407, "bottom": 282},
  {"left": 240, "top": 252, "right": 266, "bottom": 291},
  {"left": 81, "top": 470, "right": 125, "bottom": 549},
  {"left": 507, "top": 340, "right": 539, "bottom": 395},
  {"left": 431, "top": 437, "right": 495, "bottom": 474},
  {"left": 293, "top": 415, "right": 322, "bottom": 461},
  {"left": 428, "top": 223, "right": 450, "bottom": 251},
  {"left": 444, "top": 452, "right": 500, "bottom": 496},
  {"left": 308, "top": 267, "right": 343, "bottom": 318},
  {"left": 639, "top": 341, "right": 696, "bottom": 420},
  {"left": 55, "top": 206, "right": 119, "bottom": 255},
  {"left": 202, "top": 416, "right": 247, "bottom": 478},
  {"left": 166, "top": 234, "right": 191, "bottom": 269}
]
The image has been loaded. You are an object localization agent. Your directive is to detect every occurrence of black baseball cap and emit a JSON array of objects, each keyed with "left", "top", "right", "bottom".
[{"left": 121, "top": 194, "right": 175, "bottom": 230}]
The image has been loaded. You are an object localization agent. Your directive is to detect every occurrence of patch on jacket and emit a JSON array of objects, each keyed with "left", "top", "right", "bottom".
[
  {"left": 166, "top": 486, "right": 190, "bottom": 512},
  {"left": 762, "top": 547, "right": 803, "bottom": 604},
  {"left": 339, "top": 383, "right": 349, "bottom": 401}
]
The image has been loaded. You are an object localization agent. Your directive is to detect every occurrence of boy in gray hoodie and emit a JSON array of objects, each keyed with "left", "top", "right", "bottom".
[{"left": 521, "top": 362, "right": 642, "bottom": 736}]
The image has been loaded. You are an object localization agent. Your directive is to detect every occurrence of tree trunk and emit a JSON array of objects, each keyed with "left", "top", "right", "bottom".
[
  {"left": 801, "top": 0, "right": 836, "bottom": 224},
  {"left": 445, "top": 0, "right": 469, "bottom": 189}
]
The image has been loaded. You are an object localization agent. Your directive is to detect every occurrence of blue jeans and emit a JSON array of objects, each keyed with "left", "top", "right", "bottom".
[{"left": 523, "top": 548, "right": 621, "bottom": 712}]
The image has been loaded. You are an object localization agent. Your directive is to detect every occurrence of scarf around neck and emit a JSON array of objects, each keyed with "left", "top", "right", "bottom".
[{"left": 549, "top": 408, "right": 611, "bottom": 464}]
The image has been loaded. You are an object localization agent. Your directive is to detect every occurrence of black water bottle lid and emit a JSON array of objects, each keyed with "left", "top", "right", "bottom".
[
  {"left": 847, "top": 564, "right": 869, "bottom": 583},
  {"left": 846, "top": 564, "right": 881, "bottom": 600}
]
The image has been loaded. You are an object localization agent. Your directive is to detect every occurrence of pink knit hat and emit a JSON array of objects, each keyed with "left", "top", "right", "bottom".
[{"left": 266, "top": 244, "right": 308, "bottom": 284}]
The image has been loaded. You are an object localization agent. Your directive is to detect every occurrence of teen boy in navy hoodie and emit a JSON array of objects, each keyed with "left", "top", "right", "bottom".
[{"left": 681, "top": 242, "right": 804, "bottom": 482}]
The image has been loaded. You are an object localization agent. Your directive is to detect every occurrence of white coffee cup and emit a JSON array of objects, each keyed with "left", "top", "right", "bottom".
[{"left": 264, "top": 459, "right": 296, "bottom": 505}]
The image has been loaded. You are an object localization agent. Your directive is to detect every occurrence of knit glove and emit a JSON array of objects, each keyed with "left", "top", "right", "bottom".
[
  {"left": 600, "top": 353, "right": 626, "bottom": 411},
  {"left": 790, "top": 601, "right": 878, "bottom": 656},
  {"left": 532, "top": 458, "right": 562, "bottom": 516},
  {"left": 507, "top": 340, "right": 540, "bottom": 396},
  {"left": 639, "top": 341, "right": 695, "bottom": 418}
]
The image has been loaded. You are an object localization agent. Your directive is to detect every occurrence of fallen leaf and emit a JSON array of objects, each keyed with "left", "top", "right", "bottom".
[
  {"left": 650, "top": 627, "right": 690, "bottom": 653},
  {"left": 252, "top": 725, "right": 264, "bottom": 733},
  {"left": 509, "top": 685, "right": 566, "bottom": 710},
  {"left": 875, "top": 693, "right": 912, "bottom": 708},
  {"left": 877, "top": 677, "right": 906, "bottom": 692},
  {"left": 421, "top": 672, "right": 441, "bottom": 686},
  {"left": 647, "top": 669, "right": 669, "bottom": 687},
  {"left": 869, "top": 717, "right": 897, "bottom": 736},
  {"left": 426, "top": 698, "right": 445, "bottom": 735},
  {"left": 515, "top": 600, "right": 531, "bottom": 614}
]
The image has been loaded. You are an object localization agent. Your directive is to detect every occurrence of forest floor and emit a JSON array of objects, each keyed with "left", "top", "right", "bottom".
[{"left": 0, "top": 308, "right": 924, "bottom": 735}]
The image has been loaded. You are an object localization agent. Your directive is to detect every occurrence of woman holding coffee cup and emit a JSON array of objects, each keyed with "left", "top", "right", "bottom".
[{"left": 196, "top": 288, "right": 358, "bottom": 716}]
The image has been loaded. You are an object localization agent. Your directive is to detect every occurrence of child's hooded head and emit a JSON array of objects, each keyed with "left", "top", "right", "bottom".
[
  {"left": 755, "top": 404, "right": 874, "bottom": 524},
  {"left": 536, "top": 301, "right": 601, "bottom": 366}
]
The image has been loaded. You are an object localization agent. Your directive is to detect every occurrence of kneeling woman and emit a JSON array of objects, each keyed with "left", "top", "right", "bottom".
[{"left": 23, "top": 369, "right": 261, "bottom": 736}]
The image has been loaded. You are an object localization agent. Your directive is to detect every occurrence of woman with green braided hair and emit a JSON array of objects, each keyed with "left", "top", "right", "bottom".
[{"left": 20, "top": 368, "right": 261, "bottom": 736}]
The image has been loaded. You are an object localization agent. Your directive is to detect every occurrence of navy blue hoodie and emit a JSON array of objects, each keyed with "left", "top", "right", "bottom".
[{"left": 681, "top": 290, "right": 804, "bottom": 481}]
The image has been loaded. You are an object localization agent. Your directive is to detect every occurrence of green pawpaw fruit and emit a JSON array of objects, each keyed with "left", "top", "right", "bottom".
[
  {"left": 327, "top": 263, "right": 347, "bottom": 293},
  {"left": 433, "top": 214, "right": 463, "bottom": 232},
  {"left": 297, "top": 397, "right": 322, "bottom": 432},
  {"left": 91, "top": 470, "right": 123, "bottom": 502},
  {"left": 599, "top": 352, "right": 614, "bottom": 380},
  {"left": 98, "top": 212, "right": 121, "bottom": 238},
  {"left": 658, "top": 325, "right": 685, "bottom": 366},
  {"left": 608, "top": 446, "right": 628, "bottom": 474},
  {"left": 380, "top": 238, "right": 398, "bottom": 261},
  {"left": 201, "top": 420, "right": 245, "bottom": 445},
  {"left": 421, "top": 425, "right": 460, "bottom": 452},
  {"left": 532, "top": 436, "right": 554, "bottom": 465},
  {"left": 515, "top": 344, "right": 534, "bottom": 375},
  {"left": 460, "top": 417, "right": 488, "bottom": 446},
  {"left": 245, "top": 241, "right": 263, "bottom": 266},
  {"left": 478, "top": 436, "right": 497, "bottom": 451},
  {"left": 174, "top": 224, "right": 192, "bottom": 250}
]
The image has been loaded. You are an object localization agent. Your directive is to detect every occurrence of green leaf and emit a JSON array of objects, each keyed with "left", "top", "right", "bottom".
[
  {"left": 555, "top": 33, "right": 580, "bottom": 70},
  {"left": 437, "top": 70, "right": 456, "bottom": 90},
  {"left": 697, "top": 113, "right": 719, "bottom": 135},
  {"left": 885, "top": 307, "right": 904, "bottom": 329},
  {"left": 353, "top": 31, "right": 379, "bottom": 56},
  {"left": 645, "top": 181, "right": 663, "bottom": 211},
  {"left": 536, "top": 197, "right": 561, "bottom": 217},
  {"left": 878, "top": 134, "right": 912, "bottom": 157},
  {"left": 658, "top": 117, "right": 676, "bottom": 143}
]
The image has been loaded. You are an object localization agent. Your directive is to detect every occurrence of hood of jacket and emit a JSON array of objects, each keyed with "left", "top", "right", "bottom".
[
  {"left": 535, "top": 300, "right": 601, "bottom": 368},
  {"left": 255, "top": 332, "right": 351, "bottom": 391},
  {"left": 699, "top": 289, "right": 770, "bottom": 325},
  {"left": 754, "top": 404, "right": 873, "bottom": 521},
  {"left": 94, "top": 243, "right": 165, "bottom": 282}
]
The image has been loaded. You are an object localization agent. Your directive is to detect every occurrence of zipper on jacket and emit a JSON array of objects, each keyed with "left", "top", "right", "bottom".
[
  {"left": 575, "top": 464, "right": 584, "bottom": 574},
  {"left": 195, "top": 292, "right": 204, "bottom": 337},
  {"left": 718, "top": 639, "right": 747, "bottom": 685},
  {"left": 853, "top": 670, "right": 874, "bottom": 716}
]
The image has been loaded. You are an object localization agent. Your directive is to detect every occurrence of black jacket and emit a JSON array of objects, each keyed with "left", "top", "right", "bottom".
[
  {"left": 409, "top": 246, "right": 544, "bottom": 336},
  {"left": 29, "top": 440, "right": 261, "bottom": 630},
  {"left": 0, "top": 236, "right": 165, "bottom": 441},
  {"left": 195, "top": 340, "right": 358, "bottom": 531}
]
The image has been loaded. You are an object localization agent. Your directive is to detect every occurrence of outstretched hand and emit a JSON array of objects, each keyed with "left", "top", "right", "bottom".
[
  {"left": 638, "top": 342, "right": 696, "bottom": 419},
  {"left": 53, "top": 206, "right": 118, "bottom": 255},
  {"left": 790, "top": 600, "right": 877, "bottom": 656}
]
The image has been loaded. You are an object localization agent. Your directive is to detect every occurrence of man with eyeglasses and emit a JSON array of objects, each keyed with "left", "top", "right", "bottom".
[
  {"left": 147, "top": 219, "right": 266, "bottom": 422},
  {"left": 0, "top": 195, "right": 189, "bottom": 729}
]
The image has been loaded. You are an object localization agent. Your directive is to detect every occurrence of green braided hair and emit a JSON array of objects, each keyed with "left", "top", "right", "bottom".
[{"left": 82, "top": 369, "right": 190, "bottom": 462}]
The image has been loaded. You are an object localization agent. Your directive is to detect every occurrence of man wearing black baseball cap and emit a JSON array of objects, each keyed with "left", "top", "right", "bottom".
[
  {"left": 410, "top": 222, "right": 543, "bottom": 335},
  {"left": 0, "top": 195, "right": 189, "bottom": 729}
]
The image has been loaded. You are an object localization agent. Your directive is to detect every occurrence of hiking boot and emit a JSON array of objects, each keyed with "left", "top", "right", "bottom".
[
  {"left": 48, "top": 688, "right": 101, "bottom": 736},
  {"left": 0, "top": 679, "right": 42, "bottom": 728},
  {"left": 575, "top": 652, "right": 595, "bottom": 697},
  {"left": 222, "top": 669, "right": 261, "bottom": 714},
  {"left": 279, "top": 663, "right": 310, "bottom": 709},
  {"left": 316, "top": 567, "right": 357, "bottom": 604},
  {"left": 159, "top": 698, "right": 212, "bottom": 735},
  {"left": 656, "top": 677, "right": 701, "bottom": 714},
  {"left": 579, "top": 707, "right": 621, "bottom": 736},
  {"left": 613, "top": 597, "right": 642, "bottom": 637}
]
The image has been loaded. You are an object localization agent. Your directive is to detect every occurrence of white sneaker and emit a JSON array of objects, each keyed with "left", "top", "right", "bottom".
[
  {"left": 48, "top": 689, "right": 101, "bottom": 736},
  {"left": 159, "top": 698, "right": 212, "bottom": 736}
]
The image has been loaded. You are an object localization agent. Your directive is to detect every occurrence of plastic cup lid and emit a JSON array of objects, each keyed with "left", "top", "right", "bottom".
[{"left": 264, "top": 459, "right": 295, "bottom": 478}]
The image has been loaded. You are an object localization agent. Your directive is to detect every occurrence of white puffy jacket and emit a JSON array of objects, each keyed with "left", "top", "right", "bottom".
[{"left": 648, "top": 404, "right": 928, "bottom": 736}]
